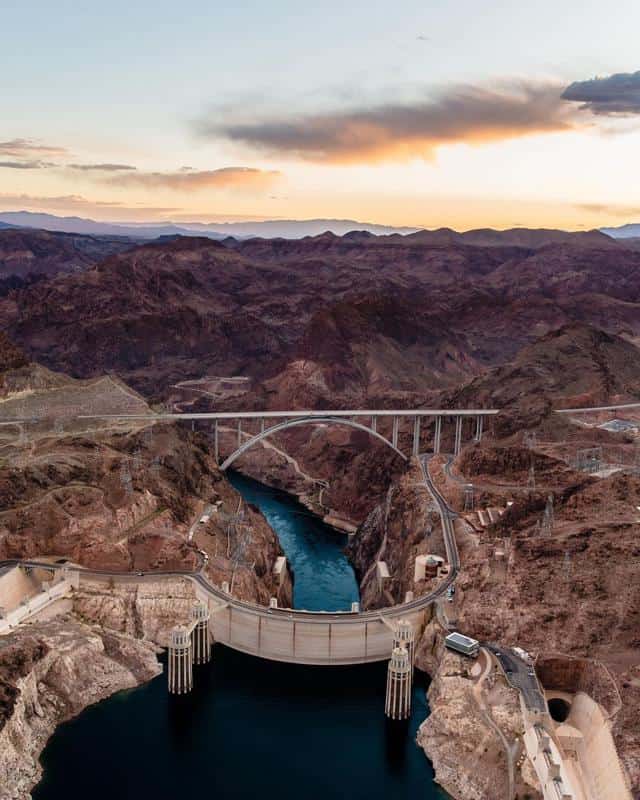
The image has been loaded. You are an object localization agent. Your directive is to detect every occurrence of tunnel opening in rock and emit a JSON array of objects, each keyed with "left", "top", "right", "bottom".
[{"left": 548, "top": 697, "right": 571, "bottom": 722}]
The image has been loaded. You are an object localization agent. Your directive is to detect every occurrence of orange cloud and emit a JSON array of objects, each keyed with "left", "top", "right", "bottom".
[
  {"left": 105, "top": 166, "right": 281, "bottom": 191},
  {"left": 201, "top": 81, "right": 578, "bottom": 163}
]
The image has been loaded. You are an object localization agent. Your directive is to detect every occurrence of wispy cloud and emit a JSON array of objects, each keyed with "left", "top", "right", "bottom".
[
  {"left": 562, "top": 71, "right": 640, "bottom": 115},
  {"left": 105, "top": 166, "right": 281, "bottom": 191},
  {"left": 67, "top": 162, "right": 137, "bottom": 172},
  {"left": 0, "top": 160, "right": 55, "bottom": 170},
  {"left": 0, "top": 193, "right": 180, "bottom": 220},
  {"left": 575, "top": 202, "right": 640, "bottom": 218},
  {"left": 0, "top": 138, "right": 68, "bottom": 158},
  {"left": 198, "top": 80, "right": 576, "bottom": 163}
]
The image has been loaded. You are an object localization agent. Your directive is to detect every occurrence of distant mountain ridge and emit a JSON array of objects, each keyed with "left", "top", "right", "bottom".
[
  {"left": 601, "top": 223, "right": 640, "bottom": 239},
  {"left": 0, "top": 211, "right": 418, "bottom": 240},
  {"left": 0, "top": 210, "right": 621, "bottom": 247}
]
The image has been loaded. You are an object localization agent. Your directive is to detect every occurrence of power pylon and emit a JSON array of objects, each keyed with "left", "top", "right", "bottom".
[
  {"left": 120, "top": 461, "right": 133, "bottom": 495},
  {"left": 527, "top": 464, "right": 536, "bottom": 492},
  {"left": 540, "top": 494, "right": 554, "bottom": 536}
]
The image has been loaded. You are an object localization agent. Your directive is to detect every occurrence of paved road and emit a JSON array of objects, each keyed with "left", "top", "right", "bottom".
[
  {"left": 484, "top": 643, "right": 547, "bottom": 714},
  {"left": 188, "top": 504, "right": 215, "bottom": 542},
  {"left": 77, "top": 409, "right": 500, "bottom": 421}
]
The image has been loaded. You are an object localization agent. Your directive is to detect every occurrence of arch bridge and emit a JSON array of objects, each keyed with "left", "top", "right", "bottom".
[{"left": 80, "top": 408, "right": 499, "bottom": 466}]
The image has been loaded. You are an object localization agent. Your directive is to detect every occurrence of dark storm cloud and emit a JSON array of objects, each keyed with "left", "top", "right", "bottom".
[
  {"left": 197, "top": 81, "right": 574, "bottom": 163},
  {"left": 562, "top": 71, "right": 640, "bottom": 115}
]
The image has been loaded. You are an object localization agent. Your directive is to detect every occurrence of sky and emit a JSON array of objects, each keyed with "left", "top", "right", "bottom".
[{"left": 1, "top": 0, "right": 640, "bottom": 230}]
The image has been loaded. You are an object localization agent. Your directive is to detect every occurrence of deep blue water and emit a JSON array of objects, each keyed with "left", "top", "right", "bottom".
[
  {"left": 32, "top": 475, "right": 449, "bottom": 800},
  {"left": 227, "top": 470, "right": 360, "bottom": 611}
]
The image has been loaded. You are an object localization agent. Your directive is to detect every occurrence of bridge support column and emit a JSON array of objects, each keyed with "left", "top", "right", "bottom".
[
  {"left": 454, "top": 416, "right": 463, "bottom": 456},
  {"left": 392, "top": 416, "right": 399, "bottom": 449},
  {"left": 370, "top": 415, "right": 377, "bottom": 433},
  {"left": 260, "top": 417, "right": 265, "bottom": 434},
  {"left": 168, "top": 626, "right": 193, "bottom": 694},
  {"left": 237, "top": 420, "right": 242, "bottom": 448},
  {"left": 190, "top": 602, "right": 211, "bottom": 665},
  {"left": 434, "top": 416, "right": 442, "bottom": 454},
  {"left": 385, "top": 646, "right": 412, "bottom": 720},
  {"left": 475, "top": 415, "right": 483, "bottom": 442},
  {"left": 213, "top": 421, "right": 219, "bottom": 464},
  {"left": 412, "top": 417, "right": 421, "bottom": 457}
]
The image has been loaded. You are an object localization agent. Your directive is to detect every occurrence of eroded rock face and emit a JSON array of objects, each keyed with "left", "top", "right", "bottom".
[
  {"left": 73, "top": 579, "right": 198, "bottom": 647},
  {"left": 350, "top": 452, "right": 640, "bottom": 797},
  {"left": 416, "top": 645, "right": 538, "bottom": 800},
  {"left": 347, "top": 458, "right": 446, "bottom": 608},
  {"left": 0, "top": 616, "right": 161, "bottom": 800}
]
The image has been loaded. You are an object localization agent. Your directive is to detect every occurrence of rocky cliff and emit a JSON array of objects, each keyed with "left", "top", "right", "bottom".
[
  {"left": 416, "top": 628, "right": 542, "bottom": 800},
  {"left": 0, "top": 615, "right": 160, "bottom": 800}
]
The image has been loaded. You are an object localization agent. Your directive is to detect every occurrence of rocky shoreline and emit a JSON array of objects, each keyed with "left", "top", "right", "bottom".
[{"left": 0, "top": 578, "right": 201, "bottom": 800}]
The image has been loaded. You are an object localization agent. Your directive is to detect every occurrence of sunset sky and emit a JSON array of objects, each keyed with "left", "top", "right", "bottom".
[{"left": 2, "top": 0, "right": 640, "bottom": 230}]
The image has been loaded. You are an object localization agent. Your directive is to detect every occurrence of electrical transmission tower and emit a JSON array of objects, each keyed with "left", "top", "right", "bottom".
[
  {"left": 527, "top": 464, "right": 536, "bottom": 492},
  {"left": 120, "top": 461, "right": 133, "bottom": 495},
  {"left": 540, "top": 494, "right": 554, "bottom": 536}
]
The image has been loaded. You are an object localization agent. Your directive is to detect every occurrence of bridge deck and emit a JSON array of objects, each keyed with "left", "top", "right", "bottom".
[{"left": 78, "top": 409, "right": 499, "bottom": 421}]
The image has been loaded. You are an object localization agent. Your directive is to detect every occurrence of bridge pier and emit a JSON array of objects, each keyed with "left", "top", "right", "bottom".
[
  {"left": 385, "top": 646, "right": 412, "bottom": 720},
  {"left": 412, "top": 417, "right": 421, "bottom": 456},
  {"left": 454, "top": 416, "right": 463, "bottom": 456},
  {"left": 190, "top": 602, "right": 211, "bottom": 665},
  {"left": 168, "top": 626, "right": 193, "bottom": 694},
  {"left": 434, "top": 416, "right": 442, "bottom": 454},
  {"left": 237, "top": 419, "right": 242, "bottom": 448},
  {"left": 392, "top": 416, "right": 399, "bottom": 449},
  {"left": 370, "top": 415, "right": 377, "bottom": 433},
  {"left": 474, "top": 415, "right": 484, "bottom": 442},
  {"left": 213, "top": 420, "right": 219, "bottom": 464}
]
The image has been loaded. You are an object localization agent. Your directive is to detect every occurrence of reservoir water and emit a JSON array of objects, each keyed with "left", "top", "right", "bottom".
[{"left": 33, "top": 474, "right": 449, "bottom": 800}]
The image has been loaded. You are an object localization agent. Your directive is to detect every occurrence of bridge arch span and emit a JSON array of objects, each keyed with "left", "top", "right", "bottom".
[{"left": 219, "top": 415, "right": 407, "bottom": 471}]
